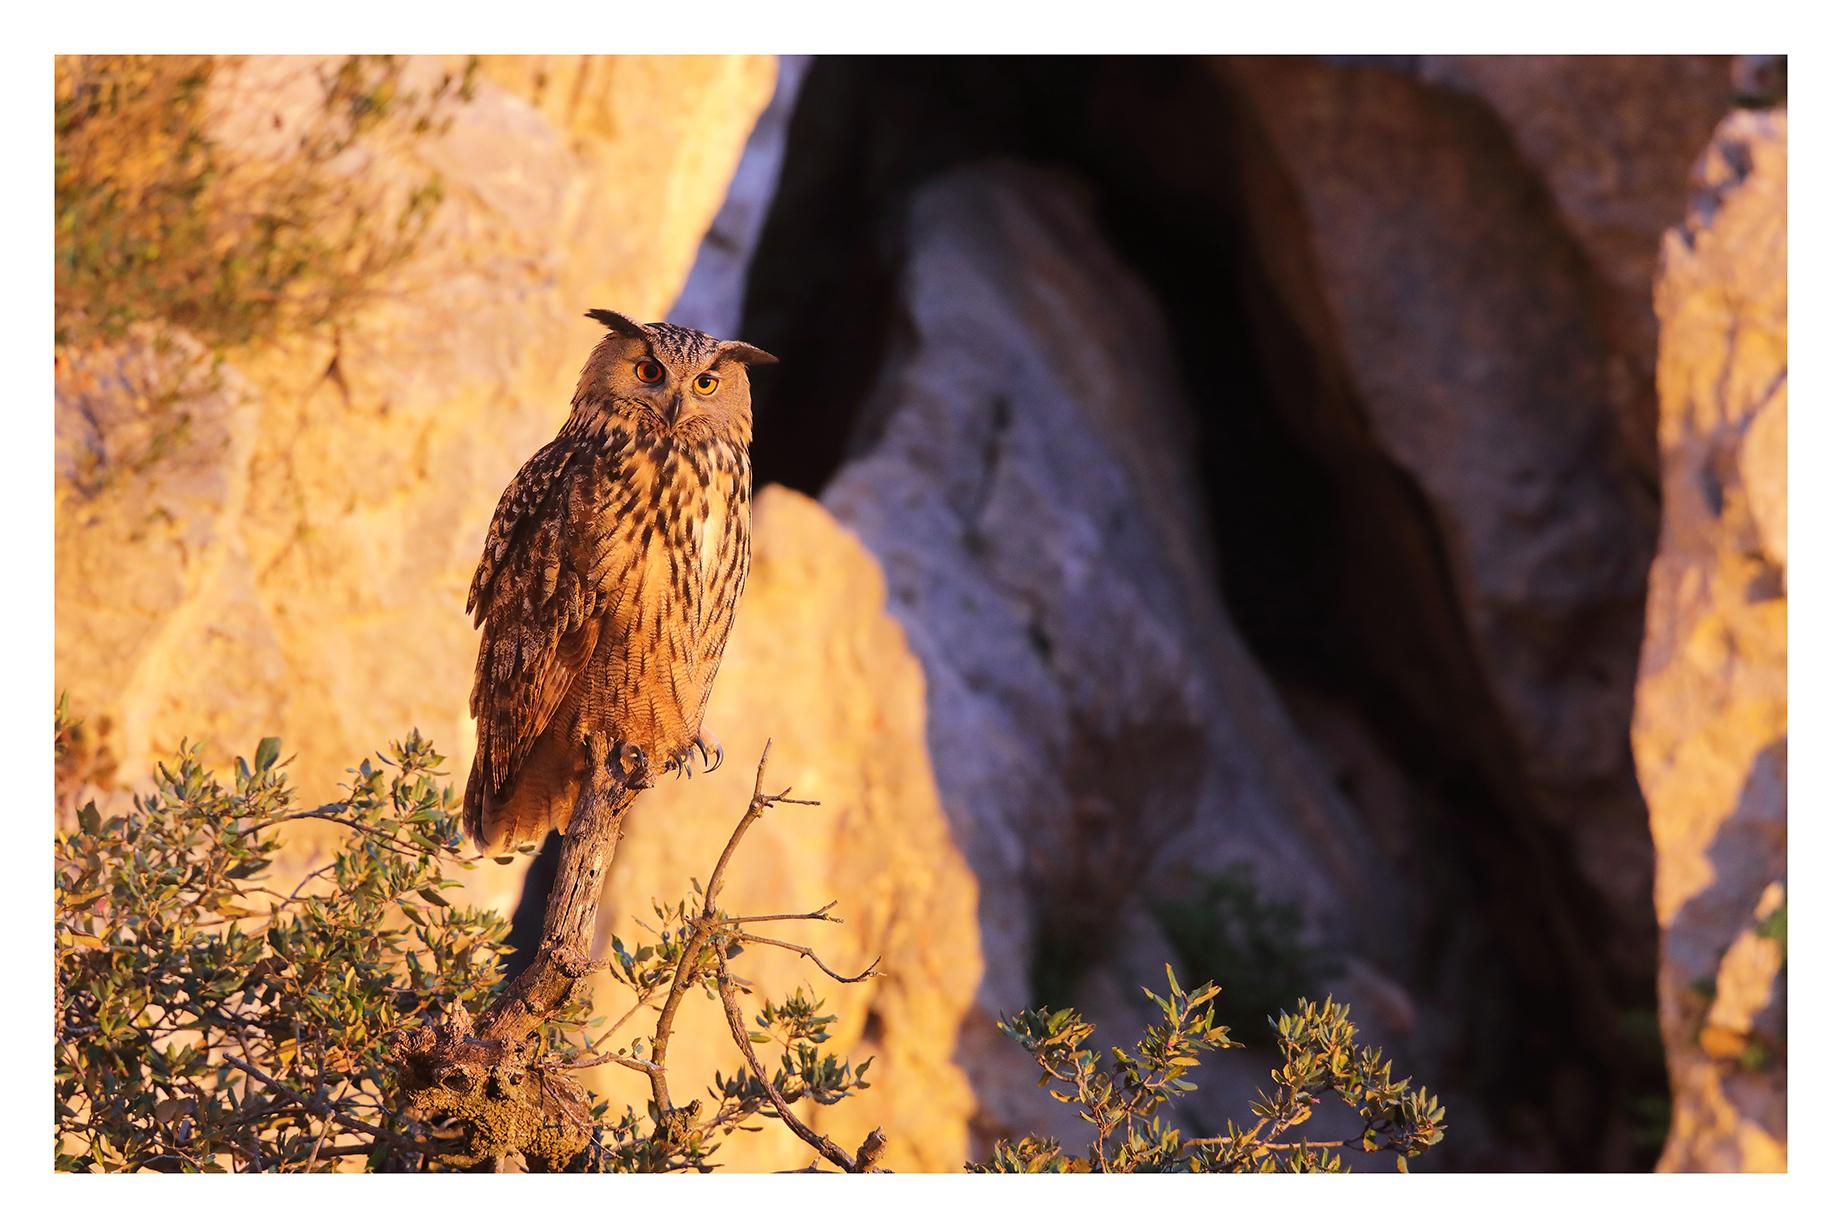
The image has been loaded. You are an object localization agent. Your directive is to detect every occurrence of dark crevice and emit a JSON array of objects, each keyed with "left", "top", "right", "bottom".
[
  {"left": 1089, "top": 63, "right": 1663, "bottom": 1169},
  {"left": 726, "top": 55, "right": 1667, "bottom": 1169}
]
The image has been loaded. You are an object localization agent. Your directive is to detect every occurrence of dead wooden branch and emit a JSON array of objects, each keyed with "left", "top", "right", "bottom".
[
  {"left": 389, "top": 735, "right": 631, "bottom": 1169},
  {"left": 387, "top": 738, "right": 887, "bottom": 1172}
]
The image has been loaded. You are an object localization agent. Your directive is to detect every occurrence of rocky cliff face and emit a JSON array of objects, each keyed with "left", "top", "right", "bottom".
[
  {"left": 56, "top": 54, "right": 775, "bottom": 912},
  {"left": 819, "top": 164, "right": 1405, "bottom": 1145},
  {"left": 56, "top": 54, "right": 1783, "bottom": 1172},
  {"left": 1634, "top": 106, "right": 1787, "bottom": 1173}
]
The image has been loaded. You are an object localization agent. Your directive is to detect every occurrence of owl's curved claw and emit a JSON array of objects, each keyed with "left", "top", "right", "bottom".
[{"left": 691, "top": 731, "right": 724, "bottom": 775}]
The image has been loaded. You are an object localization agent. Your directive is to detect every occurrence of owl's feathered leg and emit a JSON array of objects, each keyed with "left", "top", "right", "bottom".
[{"left": 612, "top": 741, "right": 655, "bottom": 789}]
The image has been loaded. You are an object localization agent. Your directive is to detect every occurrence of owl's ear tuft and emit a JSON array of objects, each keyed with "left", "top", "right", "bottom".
[
  {"left": 585, "top": 308, "right": 647, "bottom": 338},
  {"left": 715, "top": 340, "right": 779, "bottom": 367}
]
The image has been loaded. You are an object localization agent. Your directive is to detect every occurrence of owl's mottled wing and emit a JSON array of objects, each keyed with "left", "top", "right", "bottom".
[{"left": 464, "top": 438, "right": 601, "bottom": 844}]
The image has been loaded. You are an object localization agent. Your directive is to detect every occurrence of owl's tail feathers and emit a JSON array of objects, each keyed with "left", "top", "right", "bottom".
[{"left": 464, "top": 735, "right": 582, "bottom": 857}]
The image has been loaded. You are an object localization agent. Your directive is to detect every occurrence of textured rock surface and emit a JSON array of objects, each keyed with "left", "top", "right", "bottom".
[
  {"left": 1418, "top": 56, "right": 1732, "bottom": 460},
  {"left": 820, "top": 164, "right": 1412, "bottom": 1149},
  {"left": 1633, "top": 107, "right": 1787, "bottom": 1173},
  {"left": 1215, "top": 56, "right": 1726, "bottom": 978},
  {"left": 54, "top": 54, "right": 775, "bottom": 909},
  {"left": 671, "top": 55, "right": 813, "bottom": 339},
  {"left": 578, "top": 486, "right": 982, "bottom": 1173},
  {"left": 56, "top": 53, "right": 1786, "bottom": 1173}
]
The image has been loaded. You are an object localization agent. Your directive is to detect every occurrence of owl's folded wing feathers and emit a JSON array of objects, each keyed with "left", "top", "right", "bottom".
[{"left": 464, "top": 438, "right": 602, "bottom": 847}]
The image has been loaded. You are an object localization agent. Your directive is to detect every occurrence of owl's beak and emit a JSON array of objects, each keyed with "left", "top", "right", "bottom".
[{"left": 663, "top": 391, "right": 684, "bottom": 427}]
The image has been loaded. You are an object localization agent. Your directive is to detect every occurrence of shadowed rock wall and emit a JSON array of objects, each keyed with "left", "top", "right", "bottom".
[{"left": 731, "top": 54, "right": 1737, "bottom": 1169}]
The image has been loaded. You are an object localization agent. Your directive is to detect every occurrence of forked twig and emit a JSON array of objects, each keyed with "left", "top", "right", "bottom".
[
  {"left": 639, "top": 741, "right": 884, "bottom": 1171},
  {"left": 647, "top": 741, "right": 818, "bottom": 1115}
]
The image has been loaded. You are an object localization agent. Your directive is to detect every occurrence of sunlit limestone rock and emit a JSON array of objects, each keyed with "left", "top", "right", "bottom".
[
  {"left": 54, "top": 54, "right": 775, "bottom": 913},
  {"left": 582, "top": 486, "right": 983, "bottom": 1174},
  {"left": 1633, "top": 106, "right": 1787, "bottom": 1173}
]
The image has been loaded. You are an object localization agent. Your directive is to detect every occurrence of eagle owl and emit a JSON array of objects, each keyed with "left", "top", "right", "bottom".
[{"left": 462, "top": 310, "right": 775, "bottom": 854}]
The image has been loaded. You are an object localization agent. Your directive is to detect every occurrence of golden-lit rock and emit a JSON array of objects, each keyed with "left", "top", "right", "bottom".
[
  {"left": 580, "top": 485, "right": 983, "bottom": 1173},
  {"left": 54, "top": 54, "right": 774, "bottom": 912},
  {"left": 1633, "top": 106, "right": 1786, "bottom": 1173}
]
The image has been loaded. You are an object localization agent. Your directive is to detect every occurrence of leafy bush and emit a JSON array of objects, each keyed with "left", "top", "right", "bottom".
[
  {"left": 55, "top": 705, "right": 1443, "bottom": 1173},
  {"left": 55, "top": 719, "right": 505, "bottom": 1172},
  {"left": 971, "top": 969, "right": 1446, "bottom": 1173},
  {"left": 54, "top": 709, "right": 878, "bottom": 1173}
]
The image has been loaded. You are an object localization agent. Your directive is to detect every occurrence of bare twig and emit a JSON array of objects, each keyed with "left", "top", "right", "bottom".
[
  {"left": 644, "top": 740, "right": 884, "bottom": 1176},
  {"left": 244, "top": 806, "right": 485, "bottom": 865},
  {"left": 712, "top": 948, "right": 870, "bottom": 1173},
  {"left": 574, "top": 990, "right": 661, "bottom": 1061},
  {"left": 304, "top": 1102, "right": 338, "bottom": 1171},
  {"left": 720, "top": 903, "right": 843, "bottom": 926},
  {"left": 547, "top": 1051, "right": 663, "bottom": 1075},
  {"left": 727, "top": 931, "right": 882, "bottom": 984},
  {"left": 646, "top": 741, "right": 819, "bottom": 1117}
]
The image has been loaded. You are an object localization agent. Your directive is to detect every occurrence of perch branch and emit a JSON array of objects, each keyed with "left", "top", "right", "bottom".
[
  {"left": 390, "top": 737, "right": 884, "bottom": 1172},
  {"left": 479, "top": 739, "right": 633, "bottom": 1043}
]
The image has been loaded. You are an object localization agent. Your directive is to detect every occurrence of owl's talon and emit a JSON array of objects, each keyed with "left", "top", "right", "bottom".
[{"left": 691, "top": 731, "right": 724, "bottom": 774}]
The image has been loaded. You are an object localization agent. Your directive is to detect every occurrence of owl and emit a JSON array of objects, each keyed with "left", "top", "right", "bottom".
[{"left": 462, "top": 309, "right": 776, "bottom": 855}]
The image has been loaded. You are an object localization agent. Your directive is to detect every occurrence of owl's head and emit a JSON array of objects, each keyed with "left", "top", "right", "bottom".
[{"left": 573, "top": 308, "right": 776, "bottom": 441}]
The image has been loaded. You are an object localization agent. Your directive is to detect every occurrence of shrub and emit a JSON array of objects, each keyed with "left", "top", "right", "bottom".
[
  {"left": 55, "top": 704, "right": 1444, "bottom": 1172},
  {"left": 972, "top": 970, "right": 1447, "bottom": 1173},
  {"left": 53, "top": 709, "right": 879, "bottom": 1173}
]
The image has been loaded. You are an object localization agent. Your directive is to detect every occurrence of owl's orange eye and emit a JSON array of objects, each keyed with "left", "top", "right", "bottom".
[
  {"left": 691, "top": 372, "right": 720, "bottom": 396},
  {"left": 634, "top": 360, "right": 664, "bottom": 385}
]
